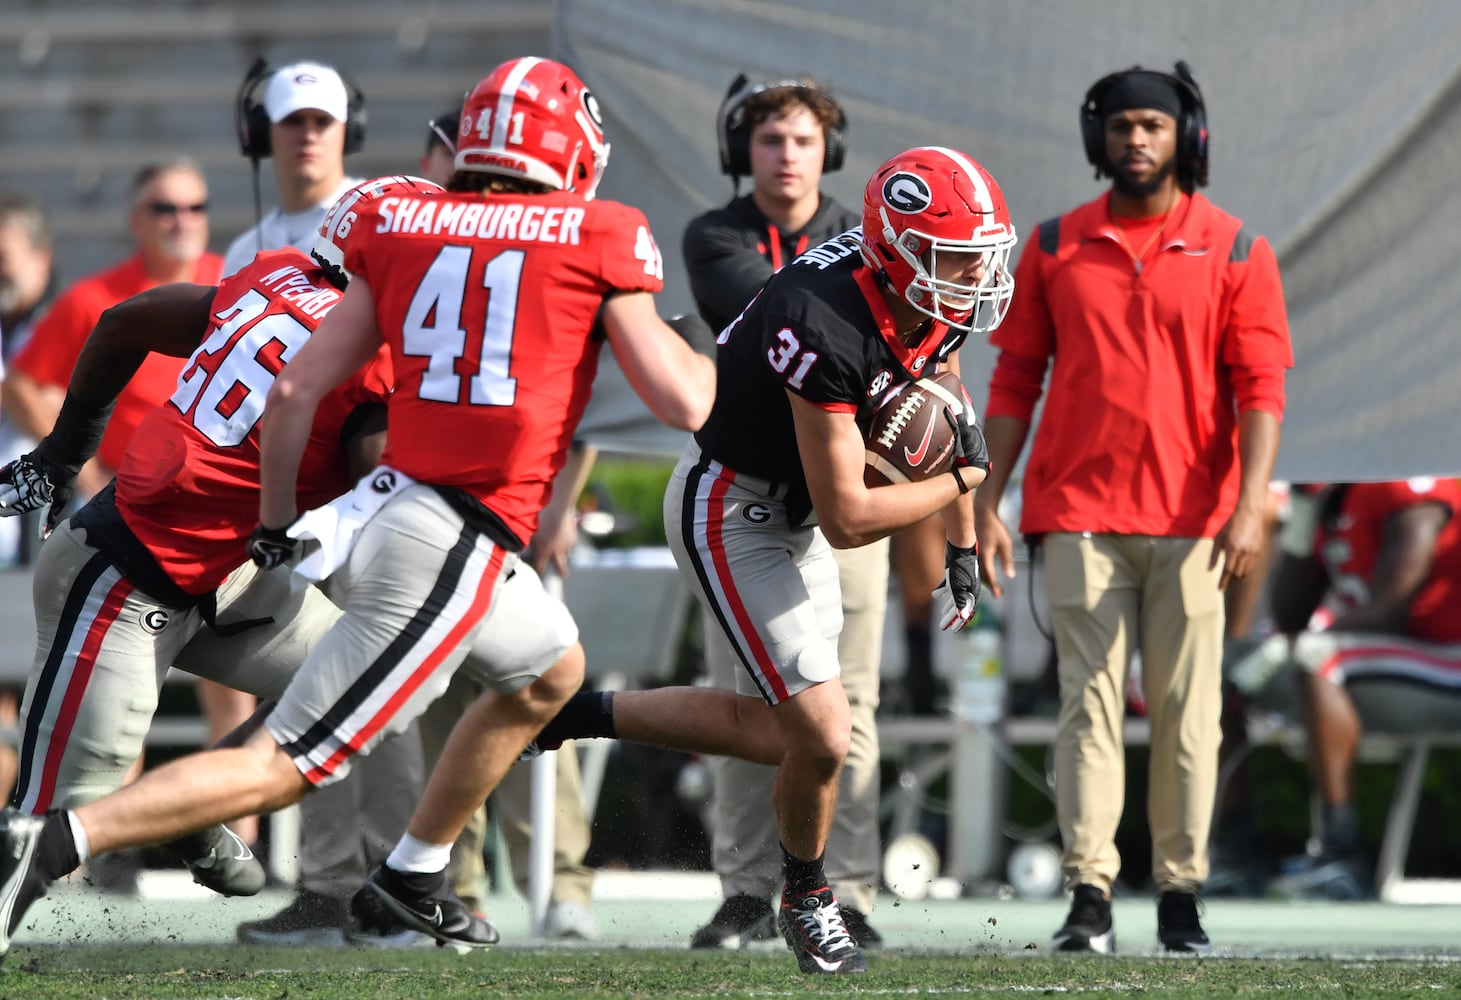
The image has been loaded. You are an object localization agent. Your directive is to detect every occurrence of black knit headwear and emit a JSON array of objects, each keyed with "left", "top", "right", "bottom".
[{"left": 1099, "top": 71, "right": 1183, "bottom": 121}]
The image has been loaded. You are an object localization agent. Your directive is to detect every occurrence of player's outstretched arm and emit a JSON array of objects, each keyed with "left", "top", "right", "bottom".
[
  {"left": 602, "top": 291, "right": 715, "bottom": 432},
  {"left": 0, "top": 284, "right": 218, "bottom": 526}
]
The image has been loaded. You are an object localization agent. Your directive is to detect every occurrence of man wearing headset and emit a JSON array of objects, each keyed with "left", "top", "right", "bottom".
[
  {"left": 679, "top": 75, "right": 886, "bottom": 952},
  {"left": 974, "top": 63, "right": 1292, "bottom": 953},
  {"left": 220, "top": 60, "right": 424, "bottom": 948},
  {"left": 222, "top": 61, "right": 362, "bottom": 278}
]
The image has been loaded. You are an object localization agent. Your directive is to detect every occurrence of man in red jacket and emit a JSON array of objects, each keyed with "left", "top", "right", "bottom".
[{"left": 975, "top": 62, "right": 1292, "bottom": 954}]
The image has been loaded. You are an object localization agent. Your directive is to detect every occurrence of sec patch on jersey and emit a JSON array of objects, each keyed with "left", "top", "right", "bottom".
[{"left": 864, "top": 371, "right": 964, "bottom": 487}]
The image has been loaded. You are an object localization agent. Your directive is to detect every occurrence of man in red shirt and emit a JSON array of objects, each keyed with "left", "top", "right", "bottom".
[
  {"left": 1257, "top": 480, "right": 1461, "bottom": 898},
  {"left": 3, "top": 159, "right": 222, "bottom": 498},
  {"left": 975, "top": 63, "right": 1292, "bottom": 953}
]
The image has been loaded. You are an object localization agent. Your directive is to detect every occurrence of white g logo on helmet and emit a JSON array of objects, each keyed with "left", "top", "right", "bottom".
[{"left": 882, "top": 172, "right": 932, "bottom": 214}]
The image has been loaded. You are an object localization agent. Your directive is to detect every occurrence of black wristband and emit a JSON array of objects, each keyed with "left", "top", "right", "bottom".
[{"left": 951, "top": 465, "right": 971, "bottom": 495}]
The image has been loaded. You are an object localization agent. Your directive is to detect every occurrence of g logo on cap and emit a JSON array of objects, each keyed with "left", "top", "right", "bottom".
[{"left": 882, "top": 172, "right": 932, "bottom": 214}]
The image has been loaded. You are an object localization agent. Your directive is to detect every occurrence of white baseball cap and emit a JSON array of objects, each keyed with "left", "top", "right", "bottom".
[{"left": 263, "top": 62, "right": 349, "bottom": 123}]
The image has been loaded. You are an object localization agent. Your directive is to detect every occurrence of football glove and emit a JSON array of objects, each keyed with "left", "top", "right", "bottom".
[
  {"left": 944, "top": 390, "right": 990, "bottom": 471},
  {"left": 246, "top": 523, "right": 297, "bottom": 571},
  {"left": 932, "top": 540, "right": 981, "bottom": 631},
  {"left": 0, "top": 450, "right": 75, "bottom": 537}
]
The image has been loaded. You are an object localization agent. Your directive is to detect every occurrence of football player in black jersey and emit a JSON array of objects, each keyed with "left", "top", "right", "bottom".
[
  {"left": 529, "top": 146, "right": 1017, "bottom": 974},
  {"left": 681, "top": 76, "right": 887, "bottom": 954}
]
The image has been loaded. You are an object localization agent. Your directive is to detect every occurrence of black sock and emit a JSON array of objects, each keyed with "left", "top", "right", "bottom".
[
  {"left": 379, "top": 862, "right": 447, "bottom": 900},
  {"left": 1322, "top": 802, "right": 1362, "bottom": 858},
  {"left": 903, "top": 626, "right": 936, "bottom": 715},
  {"left": 781, "top": 843, "right": 828, "bottom": 897},
  {"left": 39, "top": 811, "right": 82, "bottom": 881},
  {"left": 537, "top": 690, "right": 616, "bottom": 746}
]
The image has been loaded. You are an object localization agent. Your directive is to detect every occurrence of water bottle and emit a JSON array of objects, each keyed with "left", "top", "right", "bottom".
[
  {"left": 954, "top": 607, "right": 1005, "bottom": 725},
  {"left": 949, "top": 604, "right": 1007, "bottom": 883}
]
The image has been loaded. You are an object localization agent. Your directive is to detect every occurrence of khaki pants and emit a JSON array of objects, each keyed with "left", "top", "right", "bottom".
[
  {"left": 704, "top": 539, "right": 888, "bottom": 913},
  {"left": 1044, "top": 532, "right": 1224, "bottom": 895}
]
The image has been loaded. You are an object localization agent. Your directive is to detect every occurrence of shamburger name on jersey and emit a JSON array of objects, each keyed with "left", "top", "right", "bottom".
[{"left": 375, "top": 196, "right": 585, "bottom": 246}]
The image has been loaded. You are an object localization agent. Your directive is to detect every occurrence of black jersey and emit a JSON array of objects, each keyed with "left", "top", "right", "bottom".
[
  {"left": 693, "top": 230, "right": 956, "bottom": 518},
  {"left": 683, "top": 193, "right": 860, "bottom": 336}
]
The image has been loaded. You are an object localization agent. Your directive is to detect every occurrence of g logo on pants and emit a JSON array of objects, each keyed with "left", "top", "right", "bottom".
[
  {"left": 741, "top": 503, "right": 771, "bottom": 525},
  {"left": 140, "top": 609, "right": 170, "bottom": 634}
]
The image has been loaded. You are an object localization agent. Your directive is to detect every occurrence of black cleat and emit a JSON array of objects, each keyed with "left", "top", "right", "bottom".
[
  {"left": 0, "top": 809, "right": 49, "bottom": 962},
  {"left": 173, "top": 825, "right": 266, "bottom": 898},
  {"left": 351, "top": 865, "right": 499, "bottom": 953},
  {"left": 1157, "top": 890, "right": 1211, "bottom": 954},
  {"left": 777, "top": 886, "right": 868, "bottom": 974},
  {"left": 1052, "top": 883, "right": 1115, "bottom": 954},
  {"left": 841, "top": 905, "right": 883, "bottom": 950},
  {"left": 689, "top": 893, "right": 777, "bottom": 949},
  {"left": 237, "top": 888, "right": 349, "bottom": 947}
]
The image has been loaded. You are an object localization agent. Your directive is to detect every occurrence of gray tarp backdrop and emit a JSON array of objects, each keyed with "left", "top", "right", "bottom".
[{"left": 560, "top": 1, "right": 1461, "bottom": 483}]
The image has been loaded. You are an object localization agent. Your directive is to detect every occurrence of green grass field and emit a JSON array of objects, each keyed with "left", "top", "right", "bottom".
[
  {"left": 5, "top": 946, "right": 1461, "bottom": 999},
  {"left": 8, "top": 877, "right": 1460, "bottom": 998}
]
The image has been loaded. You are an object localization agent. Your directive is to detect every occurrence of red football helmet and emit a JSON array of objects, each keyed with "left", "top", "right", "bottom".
[
  {"left": 859, "top": 146, "right": 1017, "bottom": 335},
  {"left": 456, "top": 57, "right": 610, "bottom": 198},
  {"left": 312, "top": 175, "right": 445, "bottom": 284}
]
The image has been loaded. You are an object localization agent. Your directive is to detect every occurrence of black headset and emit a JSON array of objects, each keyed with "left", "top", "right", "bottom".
[
  {"left": 235, "top": 57, "right": 367, "bottom": 161},
  {"left": 716, "top": 73, "right": 847, "bottom": 179},
  {"left": 1080, "top": 60, "right": 1208, "bottom": 189}
]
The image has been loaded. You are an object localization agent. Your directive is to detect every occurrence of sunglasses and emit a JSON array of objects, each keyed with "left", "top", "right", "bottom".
[{"left": 147, "top": 201, "right": 209, "bottom": 217}]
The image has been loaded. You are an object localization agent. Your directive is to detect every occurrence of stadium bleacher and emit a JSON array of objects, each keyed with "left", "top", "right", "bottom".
[{"left": 0, "top": 1, "right": 552, "bottom": 287}]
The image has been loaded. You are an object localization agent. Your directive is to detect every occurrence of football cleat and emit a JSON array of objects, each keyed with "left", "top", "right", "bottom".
[
  {"left": 0, "top": 809, "right": 49, "bottom": 962},
  {"left": 170, "top": 824, "right": 267, "bottom": 897},
  {"left": 690, "top": 893, "right": 777, "bottom": 949},
  {"left": 777, "top": 886, "right": 867, "bottom": 974},
  {"left": 350, "top": 865, "right": 499, "bottom": 954}
]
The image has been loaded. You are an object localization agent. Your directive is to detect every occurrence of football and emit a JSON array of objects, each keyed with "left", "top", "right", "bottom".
[{"left": 864, "top": 370, "right": 965, "bottom": 486}]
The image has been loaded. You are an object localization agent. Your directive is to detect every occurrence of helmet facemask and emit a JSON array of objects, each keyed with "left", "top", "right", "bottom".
[{"left": 881, "top": 206, "right": 1015, "bottom": 333}]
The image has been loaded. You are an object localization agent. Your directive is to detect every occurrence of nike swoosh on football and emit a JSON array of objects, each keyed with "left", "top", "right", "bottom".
[{"left": 903, "top": 416, "right": 937, "bottom": 467}]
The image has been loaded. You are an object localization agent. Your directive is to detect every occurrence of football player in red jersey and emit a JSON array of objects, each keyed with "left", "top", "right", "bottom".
[
  {"left": 0, "top": 59, "right": 713, "bottom": 959},
  {"left": 1255, "top": 479, "right": 1461, "bottom": 897},
  {"left": 0, "top": 178, "right": 429, "bottom": 905},
  {"left": 0, "top": 178, "right": 457, "bottom": 905}
]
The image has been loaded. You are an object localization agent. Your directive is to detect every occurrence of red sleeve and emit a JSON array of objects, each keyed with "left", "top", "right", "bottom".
[
  {"left": 10, "top": 287, "right": 93, "bottom": 387},
  {"left": 1230, "top": 364, "right": 1286, "bottom": 417},
  {"left": 989, "top": 237, "right": 1055, "bottom": 361},
  {"left": 352, "top": 347, "right": 393, "bottom": 405},
  {"left": 593, "top": 202, "right": 664, "bottom": 295},
  {"left": 1223, "top": 237, "right": 1291, "bottom": 418},
  {"left": 985, "top": 350, "right": 1048, "bottom": 423}
]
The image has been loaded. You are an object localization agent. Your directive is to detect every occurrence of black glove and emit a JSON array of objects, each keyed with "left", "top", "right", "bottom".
[
  {"left": 0, "top": 450, "right": 76, "bottom": 537},
  {"left": 247, "top": 523, "right": 297, "bottom": 570},
  {"left": 665, "top": 313, "right": 719, "bottom": 357},
  {"left": 932, "top": 541, "right": 981, "bottom": 631},
  {"left": 942, "top": 394, "right": 990, "bottom": 492}
]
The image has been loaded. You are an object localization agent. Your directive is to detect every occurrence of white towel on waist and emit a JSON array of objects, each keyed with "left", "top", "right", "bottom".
[{"left": 286, "top": 465, "right": 416, "bottom": 590}]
